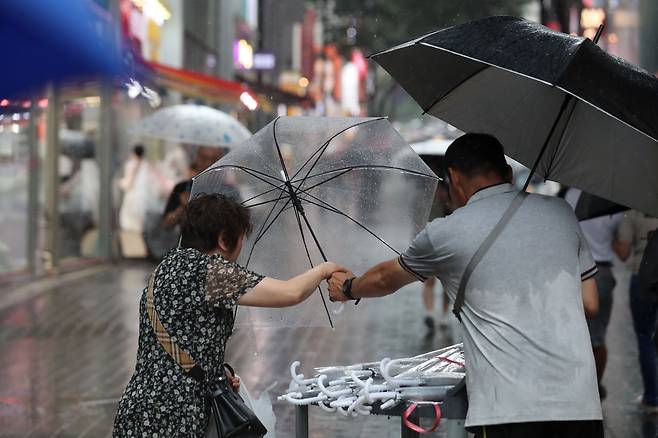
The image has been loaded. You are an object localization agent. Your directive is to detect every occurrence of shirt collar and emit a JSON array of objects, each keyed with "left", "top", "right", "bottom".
[{"left": 467, "top": 183, "right": 516, "bottom": 205}]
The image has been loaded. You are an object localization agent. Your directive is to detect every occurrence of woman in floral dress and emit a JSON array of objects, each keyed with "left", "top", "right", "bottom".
[{"left": 113, "top": 194, "right": 343, "bottom": 437}]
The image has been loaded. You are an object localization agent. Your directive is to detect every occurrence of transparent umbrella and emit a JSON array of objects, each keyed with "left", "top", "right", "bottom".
[
  {"left": 131, "top": 104, "right": 251, "bottom": 148},
  {"left": 191, "top": 116, "right": 438, "bottom": 327}
]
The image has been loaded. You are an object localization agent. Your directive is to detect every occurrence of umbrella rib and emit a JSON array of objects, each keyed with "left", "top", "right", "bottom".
[
  {"left": 196, "top": 164, "right": 285, "bottom": 186},
  {"left": 243, "top": 195, "right": 291, "bottom": 209},
  {"left": 272, "top": 117, "right": 294, "bottom": 182},
  {"left": 544, "top": 99, "right": 579, "bottom": 181},
  {"left": 292, "top": 165, "right": 439, "bottom": 185},
  {"left": 289, "top": 118, "right": 385, "bottom": 183},
  {"left": 293, "top": 168, "right": 353, "bottom": 195},
  {"left": 421, "top": 64, "right": 488, "bottom": 114},
  {"left": 288, "top": 192, "right": 334, "bottom": 328},
  {"left": 244, "top": 194, "right": 292, "bottom": 268},
  {"left": 241, "top": 182, "right": 288, "bottom": 206},
  {"left": 296, "top": 192, "right": 400, "bottom": 255},
  {"left": 522, "top": 94, "right": 573, "bottom": 191}
]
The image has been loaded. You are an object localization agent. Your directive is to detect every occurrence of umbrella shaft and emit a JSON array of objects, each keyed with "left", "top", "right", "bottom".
[
  {"left": 284, "top": 179, "right": 328, "bottom": 262},
  {"left": 522, "top": 93, "right": 574, "bottom": 192}
]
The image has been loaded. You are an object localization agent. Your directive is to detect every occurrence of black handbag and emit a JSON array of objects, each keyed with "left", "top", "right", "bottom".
[{"left": 209, "top": 363, "right": 268, "bottom": 438}]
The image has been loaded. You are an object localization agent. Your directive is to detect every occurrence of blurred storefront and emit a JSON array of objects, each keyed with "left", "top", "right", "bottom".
[{"left": 540, "top": 0, "right": 653, "bottom": 73}]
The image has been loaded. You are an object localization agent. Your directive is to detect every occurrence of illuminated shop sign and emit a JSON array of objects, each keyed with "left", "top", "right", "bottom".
[{"left": 233, "top": 39, "right": 254, "bottom": 70}]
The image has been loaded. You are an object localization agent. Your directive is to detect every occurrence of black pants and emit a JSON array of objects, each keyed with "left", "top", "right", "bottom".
[{"left": 473, "top": 421, "right": 604, "bottom": 438}]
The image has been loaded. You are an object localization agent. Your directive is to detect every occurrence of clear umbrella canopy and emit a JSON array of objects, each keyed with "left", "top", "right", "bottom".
[
  {"left": 191, "top": 116, "right": 438, "bottom": 327},
  {"left": 131, "top": 104, "right": 251, "bottom": 148}
]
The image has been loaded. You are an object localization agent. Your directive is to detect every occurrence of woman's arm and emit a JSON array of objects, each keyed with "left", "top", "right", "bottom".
[{"left": 237, "top": 262, "right": 344, "bottom": 308}]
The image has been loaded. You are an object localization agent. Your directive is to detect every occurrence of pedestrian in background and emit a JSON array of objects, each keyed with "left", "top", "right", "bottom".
[
  {"left": 421, "top": 181, "right": 452, "bottom": 336},
  {"left": 565, "top": 188, "right": 624, "bottom": 400},
  {"left": 616, "top": 210, "right": 658, "bottom": 413},
  {"left": 161, "top": 146, "right": 225, "bottom": 231},
  {"left": 119, "top": 144, "right": 149, "bottom": 233}
]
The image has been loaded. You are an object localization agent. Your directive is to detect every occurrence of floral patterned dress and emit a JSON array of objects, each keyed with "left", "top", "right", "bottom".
[{"left": 113, "top": 248, "right": 264, "bottom": 437}]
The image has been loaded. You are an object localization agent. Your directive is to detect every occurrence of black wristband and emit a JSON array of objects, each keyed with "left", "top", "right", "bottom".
[
  {"left": 342, "top": 277, "right": 356, "bottom": 300},
  {"left": 342, "top": 277, "right": 361, "bottom": 305}
]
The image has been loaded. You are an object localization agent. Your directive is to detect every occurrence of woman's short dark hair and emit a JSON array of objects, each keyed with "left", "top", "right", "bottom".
[
  {"left": 444, "top": 133, "right": 508, "bottom": 178},
  {"left": 180, "top": 193, "right": 252, "bottom": 253}
]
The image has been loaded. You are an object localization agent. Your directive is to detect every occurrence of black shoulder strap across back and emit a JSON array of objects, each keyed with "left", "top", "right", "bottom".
[{"left": 452, "top": 191, "right": 528, "bottom": 322}]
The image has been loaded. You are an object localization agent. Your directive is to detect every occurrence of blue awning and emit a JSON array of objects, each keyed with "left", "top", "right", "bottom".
[{"left": 0, "top": 0, "right": 124, "bottom": 97}]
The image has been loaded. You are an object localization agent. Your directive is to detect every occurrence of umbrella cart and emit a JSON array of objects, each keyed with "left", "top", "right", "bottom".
[{"left": 280, "top": 344, "right": 469, "bottom": 438}]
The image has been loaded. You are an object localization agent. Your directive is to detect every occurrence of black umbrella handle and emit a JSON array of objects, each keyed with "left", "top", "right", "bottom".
[{"left": 593, "top": 24, "right": 604, "bottom": 45}]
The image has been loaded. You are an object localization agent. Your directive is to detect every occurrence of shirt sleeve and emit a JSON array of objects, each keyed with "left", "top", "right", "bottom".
[
  {"left": 205, "top": 256, "right": 264, "bottom": 309},
  {"left": 398, "top": 226, "right": 441, "bottom": 282}
]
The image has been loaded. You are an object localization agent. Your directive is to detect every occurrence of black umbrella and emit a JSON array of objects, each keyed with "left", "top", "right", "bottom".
[
  {"left": 372, "top": 16, "right": 658, "bottom": 216},
  {"left": 575, "top": 192, "right": 628, "bottom": 221}
]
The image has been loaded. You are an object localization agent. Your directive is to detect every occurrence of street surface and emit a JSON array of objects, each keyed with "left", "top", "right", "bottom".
[{"left": 0, "top": 260, "right": 655, "bottom": 437}]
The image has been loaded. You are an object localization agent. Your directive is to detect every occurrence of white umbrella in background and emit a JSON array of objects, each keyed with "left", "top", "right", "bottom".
[{"left": 131, "top": 104, "right": 251, "bottom": 148}]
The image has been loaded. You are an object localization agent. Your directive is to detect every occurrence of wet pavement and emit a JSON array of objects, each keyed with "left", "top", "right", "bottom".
[{"left": 0, "top": 260, "right": 656, "bottom": 437}]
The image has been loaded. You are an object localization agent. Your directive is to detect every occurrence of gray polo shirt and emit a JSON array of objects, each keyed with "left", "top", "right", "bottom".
[{"left": 399, "top": 183, "right": 601, "bottom": 427}]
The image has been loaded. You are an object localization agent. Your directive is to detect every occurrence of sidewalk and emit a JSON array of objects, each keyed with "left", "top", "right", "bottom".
[{"left": 0, "top": 261, "right": 655, "bottom": 437}]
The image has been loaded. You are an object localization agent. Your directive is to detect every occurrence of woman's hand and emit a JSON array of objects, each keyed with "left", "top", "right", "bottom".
[
  {"left": 319, "top": 261, "right": 347, "bottom": 280},
  {"left": 229, "top": 374, "right": 241, "bottom": 392}
]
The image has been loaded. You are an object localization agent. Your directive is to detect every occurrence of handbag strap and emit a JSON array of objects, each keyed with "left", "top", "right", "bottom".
[
  {"left": 452, "top": 191, "right": 528, "bottom": 322},
  {"left": 146, "top": 270, "right": 206, "bottom": 383}
]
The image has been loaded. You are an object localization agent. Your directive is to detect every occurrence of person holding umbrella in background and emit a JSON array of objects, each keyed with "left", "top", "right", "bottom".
[
  {"left": 615, "top": 211, "right": 658, "bottom": 413},
  {"left": 161, "top": 146, "right": 227, "bottom": 230},
  {"left": 565, "top": 188, "right": 625, "bottom": 400},
  {"left": 329, "top": 133, "right": 603, "bottom": 438}
]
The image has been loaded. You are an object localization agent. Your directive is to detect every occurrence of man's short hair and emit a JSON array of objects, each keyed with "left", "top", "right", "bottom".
[{"left": 444, "top": 133, "right": 508, "bottom": 178}]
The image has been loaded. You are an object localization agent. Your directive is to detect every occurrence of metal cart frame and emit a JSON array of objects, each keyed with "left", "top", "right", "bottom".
[{"left": 293, "top": 381, "right": 469, "bottom": 438}]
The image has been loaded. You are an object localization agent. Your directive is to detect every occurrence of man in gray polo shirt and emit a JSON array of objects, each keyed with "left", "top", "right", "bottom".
[{"left": 328, "top": 133, "right": 602, "bottom": 437}]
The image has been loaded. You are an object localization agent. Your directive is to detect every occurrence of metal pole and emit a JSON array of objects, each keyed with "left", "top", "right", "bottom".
[
  {"left": 295, "top": 405, "right": 309, "bottom": 438},
  {"left": 445, "top": 419, "right": 469, "bottom": 438},
  {"left": 26, "top": 96, "right": 40, "bottom": 275},
  {"left": 96, "top": 0, "right": 120, "bottom": 262},
  {"left": 521, "top": 94, "right": 573, "bottom": 192},
  {"left": 97, "top": 80, "right": 114, "bottom": 261},
  {"left": 44, "top": 84, "right": 60, "bottom": 271}
]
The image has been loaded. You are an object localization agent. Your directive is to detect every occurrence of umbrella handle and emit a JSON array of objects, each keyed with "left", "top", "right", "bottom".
[
  {"left": 290, "top": 361, "right": 317, "bottom": 386},
  {"left": 403, "top": 402, "right": 442, "bottom": 433}
]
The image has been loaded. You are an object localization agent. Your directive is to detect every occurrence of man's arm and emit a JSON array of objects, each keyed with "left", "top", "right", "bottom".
[
  {"left": 328, "top": 258, "right": 418, "bottom": 301},
  {"left": 582, "top": 277, "right": 598, "bottom": 319},
  {"left": 615, "top": 213, "right": 633, "bottom": 261},
  {"left": 613, "top": 240, "right": 631, "bottom": 261}
]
